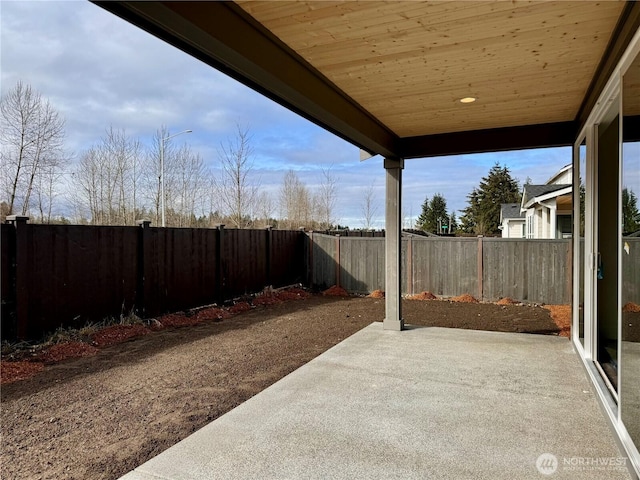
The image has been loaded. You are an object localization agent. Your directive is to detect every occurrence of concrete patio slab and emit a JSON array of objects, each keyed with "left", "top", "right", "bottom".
[{"left": 120, "top": 324, "right": 631, "bottom": 480}]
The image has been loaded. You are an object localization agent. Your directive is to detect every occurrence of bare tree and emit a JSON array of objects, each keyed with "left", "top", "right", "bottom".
[
  {"left": 34, "top": 163, "right": 65, "bottom": 223},
  {"left": 1, "top": 81, "right": 67, "bottom": 217},
  {"left": 145, "top": 126, "right": 173, "bottom": 226},
  {"left": 213, "top": 125, "right": 258, "bottom": 228},
  {"left": 314, "top": 165, "right": 337, "bottom": 229},
  {"left": 279, "top": 169, "right": 312, "bottom": 229},
  {"left": 74, "top": 127, "right": 141, "bottom": 225},
  {"left": 360, "top": 181, "right": 379, "bottom": 230},
  {"left": 172, "top": 144, "right": 208, "bottom": 227},
  {"left": 254, "top": 190, "right": 275, "bottom": 228}
]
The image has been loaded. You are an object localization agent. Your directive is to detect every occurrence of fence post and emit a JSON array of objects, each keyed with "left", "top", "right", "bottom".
[
  {"left": 6, "top": 215, "right": 29, "bottom": 339},
  {"left": 565, "top": 240, "right": 573, "bottom": 305},
  {"left": 407, "top": 234, "right": 414, "bottom": 295},
  {"left": 216, "top": 224, "right": 225, "bottom": 303},
  {"left": 265, "top": 226, "right": 272, "bottom": 286},
  {"left": 335, "top": 234, "right": 341, "bottom": 287},
  {"left": 477, "top": 235, "right": 484, "bottom": 301},
  {"left": 308, "top": 230, "right": 314, "bottom": 288},
  {"left": 136, "top": 220, "right": 151, "bottom": 317}
]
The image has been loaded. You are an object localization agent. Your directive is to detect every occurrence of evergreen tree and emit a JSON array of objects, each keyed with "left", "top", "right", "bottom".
[
  {"left": 459, "top": 189, "right": 479, "bottom": 233},
  {"left": 449, "top": 212, "right": 458, "bottom": 234},
  {"left": 416, "top": 196, "right": 431, "bottom": 231},
  {"left": 416, "top": 193, "right": 449, "bottom": 234},
  {"left": 460, "top": 163, "right": 521, "bottom": 235},
  {"left": 623, "top": 188, "right": 640, "bottom": 235},
  {"left": 430, "top": 194, "right": 449, "bottom": 234}
]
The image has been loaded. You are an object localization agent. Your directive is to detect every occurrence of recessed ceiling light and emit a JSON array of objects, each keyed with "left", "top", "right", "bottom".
[{"left": 460, "top": 97, "right": 476, "bottom": 104}]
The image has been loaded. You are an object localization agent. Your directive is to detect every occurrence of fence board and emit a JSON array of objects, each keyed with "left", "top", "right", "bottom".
[
  {"left": 623, "top": 237, "right": 640, "bottom": 305},
  {"left": 23, "top": 225, "right": 138, "bottom": 337},
  {"left": 411, "top": 237, "right": 478, "bottom": 297},
  {"left": 1, "top": 225, "right": 16, "bottom": 337},
  {"left": 339, "top": 237, "right": 385, "bottom": 293},
  {"left": 271, "top": 230, "right": 305, "bottom": 287},
  {"left": 143, "top": 227, "right": 219, "bottom": 317},
  {"left": 311, "top": 234, "right": 336, "bottom": 290},
  {"left": 483, "top": 239, "right": 570, "bottom": 304},
  {"left": 222, "top": 229, "right": 268, "bottom": 299}
]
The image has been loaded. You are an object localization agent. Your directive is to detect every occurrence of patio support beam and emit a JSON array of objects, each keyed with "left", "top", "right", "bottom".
[
  {"left": 398, "top": 122, "right": 577, "bottom": 159},
  {"left": 384, "top": 158, "right": 404, "bottom": 331}
]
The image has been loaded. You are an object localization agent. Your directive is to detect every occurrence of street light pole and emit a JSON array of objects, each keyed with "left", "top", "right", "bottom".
[{"left": 160, "top": 129, "right": 192, "bottom": 227}]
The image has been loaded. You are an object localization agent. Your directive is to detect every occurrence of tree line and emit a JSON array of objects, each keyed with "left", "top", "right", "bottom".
[
  {"left": 415, "top": 163, "right": 521, "bottom": 236},
  {"left": 1, "top": 81, "right": 346, "bottom": 229}
]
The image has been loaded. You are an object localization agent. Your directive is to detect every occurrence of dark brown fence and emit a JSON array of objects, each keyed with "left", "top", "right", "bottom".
[{"left": 1, "top": 218, "right": 304, "bottom": 340}]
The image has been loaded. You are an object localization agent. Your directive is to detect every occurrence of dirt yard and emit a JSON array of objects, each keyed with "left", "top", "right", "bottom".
[{"left": 1, "top": 295, "right": 562, "bottom": 480}]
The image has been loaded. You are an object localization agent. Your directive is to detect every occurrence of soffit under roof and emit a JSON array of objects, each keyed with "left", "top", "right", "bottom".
[{"left": 236, "top": 1, "right": 624, "bottom": 138}]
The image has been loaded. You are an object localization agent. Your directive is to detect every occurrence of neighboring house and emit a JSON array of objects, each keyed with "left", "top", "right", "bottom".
[
  {"left": 521, "top": 164, "right": 573, "bottom": 239},
  {"left": 499, "top": 203, "right": 525, "bottom": 238},
  {"left": 500, "top": 164, "right": 573, "bottom": 239}
]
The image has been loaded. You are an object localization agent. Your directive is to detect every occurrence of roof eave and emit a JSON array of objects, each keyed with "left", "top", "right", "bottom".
[{"left": 524, "top": 186, "right": 573, "bottom": 209}]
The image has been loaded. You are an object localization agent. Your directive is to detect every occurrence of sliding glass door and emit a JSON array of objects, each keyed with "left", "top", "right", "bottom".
[
  {"left": 620, "top": 47, "right": 640, "bottom": 451},
  {"left": 594, "top": 98, "right": 621, "bottom": 396}
]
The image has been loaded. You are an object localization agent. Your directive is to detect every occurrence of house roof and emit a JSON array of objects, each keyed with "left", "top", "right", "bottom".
[
  {"left": 94, "top": 1, "right": 640, "bottom": 160},
  {"left": 545, "top": 163, "right": 573, "bottom": 185},
  {"left": 501, "top": 203, "right": 526, "bottom": 221},
  {"left": 522, "top": 184, "right": 572, "bottom": 209}
]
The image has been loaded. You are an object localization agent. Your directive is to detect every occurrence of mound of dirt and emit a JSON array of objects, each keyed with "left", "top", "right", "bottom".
[
  {"left": 544, "top": 304, "right": 571, "bottom": 338},
  {"left": 368, "top": 290, "right": 385, "bottom": 298},
  {"left": 322, "top": 285, "right": 349, "bottom": 297},
  {"left": 496, "top": 297, "right": 519, "bottom": 305},
  {"left": 276, "top": 288, "right": 310, "bottom": 301},
  {"left": 91, "top": 325, "right": 151, "bottom": 348},
  {"left": 1, "top": 361, "right": 44, "bottom": 384},
  {"left": 196, "top": 307, "right": 230, "bottom": 321},
  {"left": 253, "top": 294, "right": 283, "bottom": 306},
  {"left": 623, "top": 302, "right": 640, "bottom": 313},
  {"left": 450, "top": 294, "right": 479, "bottom": 303},
  {"left": 159, "top": 313, "right": 201, "bottom": 328},
  {"left": 228, "top": 302, "right": 252, "bottom": 314},
  {"left": 34, "top": 342, "right": 99, "bottom": 364},
  {"left": 408, "top": 291, "right": 438, "bottom": 300}
]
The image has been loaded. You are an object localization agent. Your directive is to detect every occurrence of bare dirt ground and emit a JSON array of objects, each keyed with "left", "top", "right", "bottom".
[{"left": 2, "top": 295, "right": 562, "bottom": 480}]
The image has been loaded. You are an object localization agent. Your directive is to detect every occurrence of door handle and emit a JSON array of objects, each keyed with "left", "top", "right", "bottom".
[{"left": 597, "top": 252, "right": 603, "bottom": 280}]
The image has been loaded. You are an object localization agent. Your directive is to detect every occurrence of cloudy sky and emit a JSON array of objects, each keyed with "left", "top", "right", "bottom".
[{"left": 1, "top": 1, "right": 572, "bottom": 227}]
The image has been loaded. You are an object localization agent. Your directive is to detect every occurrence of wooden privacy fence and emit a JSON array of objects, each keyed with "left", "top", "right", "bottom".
[
  {"left": 1, "top": 217, "right": 304, "bottom": 340},
  {"left": 307, "top": 233, "right": 574, "bottom": 305}
]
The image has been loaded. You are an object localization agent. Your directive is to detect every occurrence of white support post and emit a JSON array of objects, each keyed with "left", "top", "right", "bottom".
[
  {"left": 384, "top": 157, "right": 404, "bottom": 331},
  {"left": 540, "top": 200, "right": 558, "bottom": 239}
]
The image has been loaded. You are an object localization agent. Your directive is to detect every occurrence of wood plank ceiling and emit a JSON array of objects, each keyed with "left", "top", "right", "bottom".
[
  {"left": 236, "top": 1, "right": 624, "bottom": 138},
  {"left": 95, "top": 1, "right": 638, "bottom": 158}
]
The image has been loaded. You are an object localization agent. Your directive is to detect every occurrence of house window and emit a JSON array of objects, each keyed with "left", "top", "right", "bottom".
[{"left": 557, "top": 215, "right": 572, "bottom": 238}]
